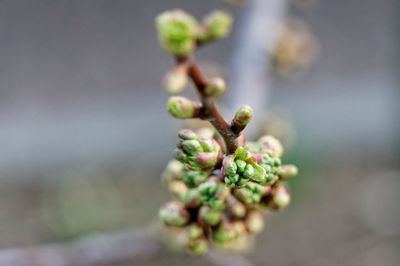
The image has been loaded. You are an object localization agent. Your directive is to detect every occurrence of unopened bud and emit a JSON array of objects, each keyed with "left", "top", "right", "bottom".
[
  {"left": 182, "top": 139, "right": 202, "bottom": 155},
  {"left": 234, "top": 182, "right": 264, "bottom": 204},
  {"left": 182, "top": 170, "right": 209, "bottom": 188},
  {"left": 245, "top": 211, "right": 264, "bottom": 234},
  {"left": 258, "top": 135, "right": 284, "bottom": 158},
  {"left": 204, "top": 77, "right": 226, "bottom": 97},
  {"left": 159, "top": 201, "right": 190, "bottom": 227},
  {"left": 197, "top": 152, "right": 218, "bottom": 168},
  {"left": 168, "top": 180, "right": 188, "bottom": 199},
  {"left": 279, "top": 164, "right": 298, "bottom": 180},
  {"left": 182, "top": 189, "right": 202, "bottom": 208},
  {"left": 223, "top": 155, "right": 237, "bottom": 176},
  {"left": 162, "top": 160, "right": 184, "bottom": 182},
  {"left": 203, "top": 10, "right": 233, "bottom": 40},
  {"left": 198, "top": 205, "right": 221, "bottom": 226},
  {"left": 199, "top": 180, "right": 229, "bottom": 210},
  {"left": 232, "top": 105, "right": 253, "bottom": 129},
  {"left": 163, "top": 64, "right": 188, "bottom": 94},
  {"left": 178, "top": 129, "right": 198, "bottom": 140},
  {"left": 156, "top": 9, "right": 198, "bottom": 56},
  {"left": 227, "top": 196, "right": 246, "bottom": 218},
  {"left": 187, "top": 236, "right": 208, "bottom": 255},
  {"left": 188, "top": 223, "right": 204, "bottom": 240},
  {"left": 213, "top": 220, "right": 237, "bottom": 242},
  {"left": 167, "top": 96, "right": 199, "bottom": 119},
  {"left": 269, "top": 185, "right": 291, "bottom": 210},
  {"left": 232, "top": 220, "right": 247, "bottom": 236}
]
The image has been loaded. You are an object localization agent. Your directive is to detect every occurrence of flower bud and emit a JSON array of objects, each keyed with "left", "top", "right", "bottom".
[
  {"left": 258, "top": 135, "right": 284, "bottom": 158},
  {"left": 156, "top": 9, "right": 198, "bottom": 56},
  {"left": 168, "top": 180, "right": 188, "bottom": 199},
  {"left": 187, "top": 236, "right": 208, "bottom": 255},
  {"left": 182, "top": 170, "right": 209, "bottom": 188},
  {"left": 232, "top": 105, "right": 253, "bottom": 129},
  {"left": 182, "top": 189, "right": 202, "bottom": 208},
  {"left": 188, "top": 223, "right": 204, "bottom": 240},
  {"left": 162, "top": 160, "right": 184, "bottom": 182},
  {"left": 270, "top": 186, "right": 291, "bottom": 210},
  {"left": 196, "top": 152, "right": 218, "bottom": 168},
  {"left": 167, "top": 96, "right": 199, "bottom": 119},
  {"left": 234, "top": 182, "right": 264, "bottom": 204},
  {"left": 226, "top": 196, "right": 246, "bottom": 218},
  {"left": 159, "top": 201, "right": 190, "bottom": 227},
  {"left": 199, "top": 180, "right": 229, "bottom": 210},
  {"left": 245, "top": 211, "right": 264, "bottom": 234},
  {"left": 163, "top": 64, "right": 188, "bottom": 94},
  {"left": 213, "top": 220, "right": 237, "bottom": 242},
  {"left": 173, "top": 148, "right": 188, "bottom": 163},
  {"left": 203, "top": 10, "right": 233, "bottom": 40},
  {"left": 204, "top": 77, "right": 226, "bottom": 97},
  {"left": 182, "top": 139, "right": 202, "bottom": 155},
  {"left": 198, "top": 205, "right": 221, "bottom": 226},
  {"left": 178, "top": 129, "right": 198, "bottom": 140},
  {"left": 223, "top": 155, "right": 237, "bottom": 176},
  {"left": 279, "top": 164, "right": 298, "bottom": 180}
]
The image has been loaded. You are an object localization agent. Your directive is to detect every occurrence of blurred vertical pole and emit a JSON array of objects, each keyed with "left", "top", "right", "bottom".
[{"left": 228, "top": 0, "right": 288, "bottom": 136}]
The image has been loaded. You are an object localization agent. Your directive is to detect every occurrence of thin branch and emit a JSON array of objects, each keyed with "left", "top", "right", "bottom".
[{"left": 177, "top": 57, "right": 240, "bottom": 154}]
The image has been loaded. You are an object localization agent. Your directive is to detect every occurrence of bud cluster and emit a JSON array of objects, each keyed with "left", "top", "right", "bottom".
[
  {"left": 159, "top": 129, "right": 298, "bottom": 255},
  {"left": 156, "top": 9, "right": 298, "bottom": 255}
]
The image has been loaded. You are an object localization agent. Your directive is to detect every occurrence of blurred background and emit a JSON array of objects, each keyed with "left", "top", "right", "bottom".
[{"left": 0, "top": 0, "right": 399, "bottom": 265}]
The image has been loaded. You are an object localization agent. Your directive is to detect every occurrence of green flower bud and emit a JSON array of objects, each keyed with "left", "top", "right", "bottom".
[
  {"left": 167, "top": 96, "right": 199, "bottom": 119},
  {"left": 159, "top": 201, "right": 190, "bottom": 227},
  {"left": 243, "top": 164, "right": 254, "bottom": 179},
  {"left": 196, "top": 152, "right": 218, "bottom": 168},
  {"left": 168, "top": 180, "right": 188, "bottom": 199},
  {"left": 182, "top": 189, "right": 202, "bottom": 208},
  {"left": 162, "top": 160, "right": 184, "bottom": 182},
  {"left": 258, "top": 135, "right": 284, "bottom": 158},
  {"left": 235, "top": 159, "right": 246, "bottom": 173},
  {"left": 233, "top": 182, "right": 264, "bottom": 204},
  {"left": 213, "top": 220, "right": 237, "bottom": 242},
  {"left": 227, "top": 196, "right": 246, "bottom": 218},
  {"left": 279, "top": 164, "right": 298, "bottom": 180},
  {"left": 198, "top": 137, "right": 214, "bottom": 152},
  {"left": 178, "top": 129, "right": 198, "bottom": 140},
  {"left": 198, "top": 205, "right": 221, "bottom": 226},
  {"left": 182, "top": 139, "right": 202, "bottom": 155},
  {"left": 199, "top": 180, "right": 229, "bottom": 210},
  {"left": 269, "top": 186, "right": 291, "bottom": 210},
  {"left": 163, "top": 64, "right": 188, "bottom": 94},
  {"left": 204, "top": 77, "right": 226, "bottom": 97},
  {"left": 232, "top": 105, "right": 253, "bottom": 129},
  {"left": 203, "top": 10, "right": 233, "bottom": 40},
  {"left": 156, "top": 9, "right": 198, "bottom": 56},
  {"left": 187, "top": 236, "right": 208, "bottom": 255},
  {"left": 223, "top": 155, "right": 237, "bottom": 176},
  {"left": 245, "top": 211, "right": 264, "bottom": 234},
  {"left": 188, "top": 223, "right": 204, "bottom": 240},
  {"left": 182, "top": 170, "right": 210, "bottom": 188},
  {"left": 173, "top": 148, "right": 188, "bottom": 163}
]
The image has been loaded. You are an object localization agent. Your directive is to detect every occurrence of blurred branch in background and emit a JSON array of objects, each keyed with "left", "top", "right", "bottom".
[
  {"left": 229, "top": 0, "right": 289, "bottom": 136},
  {"left": 0, "top": 226, "right": 255, "bottom": 266}
]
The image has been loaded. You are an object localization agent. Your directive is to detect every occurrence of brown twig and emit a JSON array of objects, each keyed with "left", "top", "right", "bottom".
[{"left": 177, "top": 57, "right": 240, "bottom": 154}]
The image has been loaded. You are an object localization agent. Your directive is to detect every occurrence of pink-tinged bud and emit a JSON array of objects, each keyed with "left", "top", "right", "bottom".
[
  {"left": 178, "top": 129, "right": 198, "bottom": 140},
  {"left": 213, "top": 220, "right": 237, "bottom": 242},
  {"left": 163, "top": 64, "right": 188, "bottom": 94},
  {"left": 227, "top": 196, "right": 246, "bottom": 218},
  {"left": 279, "top": 164, "right": 298, "bottom": 180},
  {"left": 258, "top": 135, "right": 284, "bottom": 158},
  {"left": 232, "top": 105, "right": 253, "bottom": 129},
  {"left": 222, "top": 155, "right": 237, "bottom": 177},
  {"left": 232, "top": 220, "right": 247, "bottom": 236},
  {"left": 168, "top": 180, "right": 188, "bottom": 199},
  {"left": 198, "top": 205, "right": 221, "bottom": 226},
  {"left": 269, "top": 185, "right": 291, "bottom": 210},
  {"left": 245, "top": 211, "right": 264, "bottom": 234},
  {"left": 197, "top": 152, "right": 218, "bottom": 168},
  {"left": 182, "top": 189, "right": 202, "bottom": 208},
  {"left": 159, "top": 201, "right": 190, "bottom": 227},
  {"left": 167, "top": 96, "right": 199, "bottom": 119},
  {"left": 186, "top": 236, "right": 208, "bottom": 255},
  {"left": 204, "top": 77, "right": 226, "bottom": 97},
  {"left": 162, "top": 160, "right": 184, "bottom": 182}
]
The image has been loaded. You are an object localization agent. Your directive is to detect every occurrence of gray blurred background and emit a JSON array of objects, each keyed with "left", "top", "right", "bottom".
[{"left": 0, "top": 0, "right": 398, "bottom": 265}]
